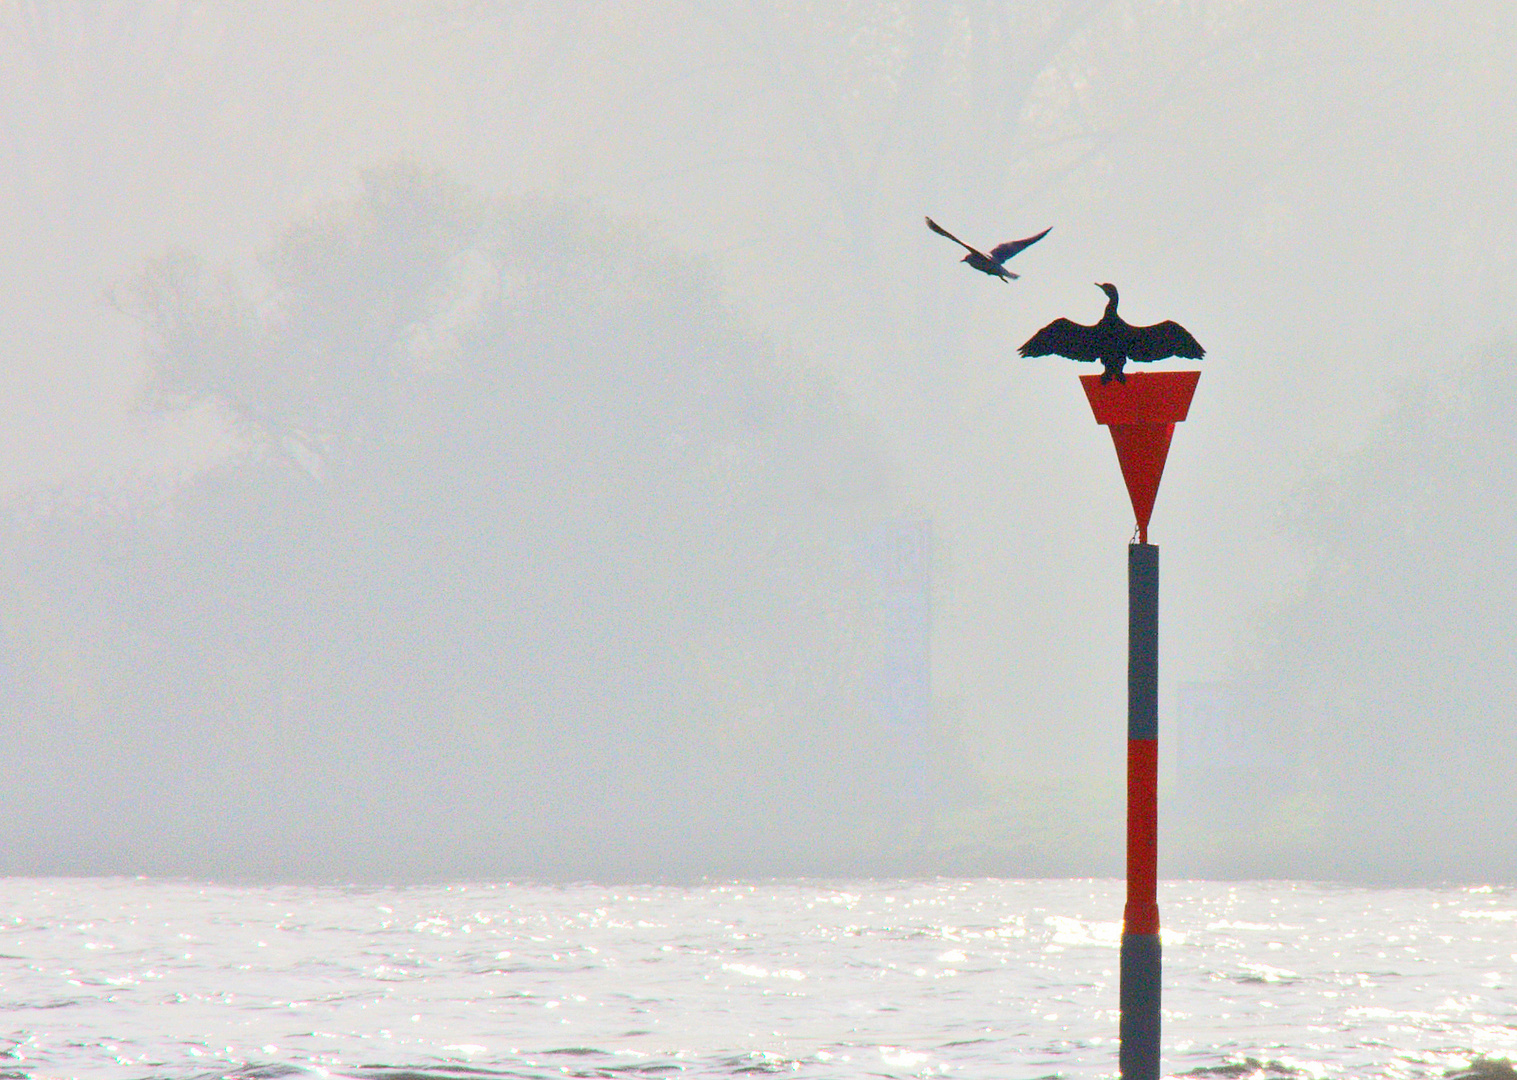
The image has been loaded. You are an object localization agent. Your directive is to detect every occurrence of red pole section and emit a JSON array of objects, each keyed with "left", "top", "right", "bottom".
[{"left": 1125, "top": 736, "right": 1159, "bottom": 935}]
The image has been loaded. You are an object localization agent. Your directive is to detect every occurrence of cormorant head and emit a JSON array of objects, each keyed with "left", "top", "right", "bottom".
[{"left": 1095, "top": 282, "right": 1119, "bottom": 304}]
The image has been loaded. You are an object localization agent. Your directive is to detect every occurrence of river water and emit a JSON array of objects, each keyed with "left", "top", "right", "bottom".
[{"left": 1, "top": 877, "right": 1514, "bottom": 1079}]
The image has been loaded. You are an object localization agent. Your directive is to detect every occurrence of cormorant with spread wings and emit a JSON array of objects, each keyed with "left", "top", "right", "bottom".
[
  {"left": 1019, "top": 283, "right": 1203, "bottom": 384},
  {"left": 926, "top": 217, "right": 1050, "bottom": 281}
]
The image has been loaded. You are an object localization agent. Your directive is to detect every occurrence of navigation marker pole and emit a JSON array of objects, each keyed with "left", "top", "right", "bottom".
[{"left": 1080, "top": 371, "right": 1200, "bottom": 1080}]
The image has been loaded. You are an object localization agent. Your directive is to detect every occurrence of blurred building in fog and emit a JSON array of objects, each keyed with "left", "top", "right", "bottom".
[
  {"left": 1169, "top": 679, "right": 1313, "bottom": 875},
  {"left": 1176, "top": 681, "right": 1298, "bottom": 795},
  {"left": 862, "top": 519, "right": 932, "bottom": 822}
]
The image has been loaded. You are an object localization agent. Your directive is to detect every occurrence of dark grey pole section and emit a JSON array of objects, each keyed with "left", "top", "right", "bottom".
[{"left": 1120, "top": 541, "right": 1161, "bottom": 1080}]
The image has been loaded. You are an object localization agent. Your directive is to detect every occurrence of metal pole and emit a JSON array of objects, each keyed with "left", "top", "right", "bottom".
[{"left": 1121, "top": 541, "right": 1161, "bottom": 1080}]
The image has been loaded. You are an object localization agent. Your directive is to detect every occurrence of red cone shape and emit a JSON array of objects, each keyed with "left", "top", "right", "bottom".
[{"left": 1080, "top": 371, "right": 1200, "bottom": 543}]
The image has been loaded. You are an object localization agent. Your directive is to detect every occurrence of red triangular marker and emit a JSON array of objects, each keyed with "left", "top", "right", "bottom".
[{"left": 1080, "top": 371, "right": 1200, "bottom": 543}]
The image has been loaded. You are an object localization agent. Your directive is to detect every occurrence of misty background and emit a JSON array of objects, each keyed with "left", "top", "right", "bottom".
[{"left": 2, "top": 1, "right": 1514, "bottom": 883}]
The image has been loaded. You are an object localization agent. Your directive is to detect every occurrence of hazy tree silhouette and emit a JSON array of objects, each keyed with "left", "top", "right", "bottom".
[
  {"left": 2, "top": 164, "right": 897, "bottom": 880},
  {"left": 1230, "top": 351, "right": 1517, "bottom": 881}
]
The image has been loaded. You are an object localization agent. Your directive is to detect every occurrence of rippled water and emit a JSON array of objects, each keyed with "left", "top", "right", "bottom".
[{"left": 2, "top": 877, "right": 1515, "bottom": 1079}]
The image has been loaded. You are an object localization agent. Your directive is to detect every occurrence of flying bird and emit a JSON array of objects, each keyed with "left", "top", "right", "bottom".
[
  {"left": 1019, "top": 283, "right": 1203, "bottom": 384},
  {"left": 926, "top": 217, "right": 1050, "bottom": 281}
]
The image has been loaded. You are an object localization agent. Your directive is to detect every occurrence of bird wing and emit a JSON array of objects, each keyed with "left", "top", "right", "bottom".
[
  {"left": 1126, "top": 320, "right": 1205, "bottom": 363},
  {"left": 1018, "top": 318, "right": 1103, "bottom": 361},
  {"left": 988, "top": 227, "right": 1051, "bottom": 265},
  {"left": 925, "top": 216, "right": 978, "bottom": 255}
]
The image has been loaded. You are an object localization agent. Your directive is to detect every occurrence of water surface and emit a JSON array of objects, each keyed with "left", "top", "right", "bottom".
[{"left": 2, "top": 878, "right": 1514, "bottom": 1078}]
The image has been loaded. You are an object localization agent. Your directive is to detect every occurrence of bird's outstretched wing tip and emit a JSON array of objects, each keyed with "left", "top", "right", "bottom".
[{"left": 989, "top": 226, "right": 1053, "bottom": 264}]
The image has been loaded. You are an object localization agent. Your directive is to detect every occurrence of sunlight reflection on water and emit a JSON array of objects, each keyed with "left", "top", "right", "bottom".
[{"left": 0, "top": 878, "right": 1515, "bottom": 1079}]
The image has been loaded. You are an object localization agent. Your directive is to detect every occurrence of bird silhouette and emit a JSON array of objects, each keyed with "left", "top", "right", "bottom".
[
  {"left": 1019, "top": 283, "right": 1203, "bottom": 384},
  {"left": 926, "top": 217, "right": 1050, "bottom": 281}
]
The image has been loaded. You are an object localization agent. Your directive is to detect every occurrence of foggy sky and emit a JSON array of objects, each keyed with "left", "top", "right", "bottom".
[{"left": 3, "top": 0, "right": 1516, "bottom": 883}]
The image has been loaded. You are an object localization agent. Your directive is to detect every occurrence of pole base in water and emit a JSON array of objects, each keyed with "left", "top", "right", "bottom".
[{"left": 1120, "top": 932, "right": 1161, "bottom": 1080}]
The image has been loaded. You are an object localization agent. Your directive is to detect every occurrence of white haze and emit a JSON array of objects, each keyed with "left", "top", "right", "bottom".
[{"left": 1, "top": 1, "right": 1515, "bottom": 882}]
